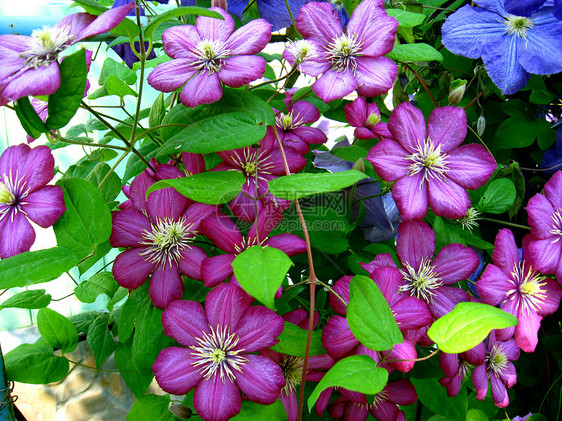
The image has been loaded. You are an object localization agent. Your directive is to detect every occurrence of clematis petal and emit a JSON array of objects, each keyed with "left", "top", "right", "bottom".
[
  {"left": 178, "top": 245, "right": 207, "bottom": 281},
  {"left": 255, "top": 0, "right": 305, "bottom": 31},
  {"left": 388, "top": 102, "right": 426, "bottom": 154},
  {"left": 149, "top": 264, "right": 183, "bottom": 308},
  {"left": 279, "top": 389, "right": 298, "bottom": 421},
  {"left": 312, "top": 69, "right": 357, "bottom": 103},
  {"left": 392, "top": 172, "right": 429, "bottom": 220},
  {"left": 74, "top": 4, "right": 135, "bottom": 41},
  {"left": 472, "top": 363, "right": 488, "bottom": 400},
  {"left": 113, "top": 248, "right": 155, "bottom": 290},
  {"left": 431, "top": 286, "right": 470, "bottom": 319},
  {"left": 162, "top": 300, "right": 210, "bottom": 347},
  {"left": 200, "top": 214, "right": 242, "bottom": 253},
  {"left": 193, "top": 375, "right": 242, "bottom": 421},
  {"left": 235, "top": 355, "right": 285, "bottom": 404},
  {"left": 428, "top": 177, "right": 471, "bottom": 219},
  {"left": 427, "top": 106, "right": 467, "bottom": 152},
  {"left": 492, "top": 229, "right": 519, "bottom": 273},
  {"left": 296, "top": 1, "right": 342, "bottom": 42},
  {"left": 128, "top": 170, "right": 154, "bottom": 213},
  {"left": 527, "top": 236, "right": 562, "bottom": 276},
  {"left": 3, "top": 65, "right": 62, "bottom": 102},
  {"left": 347, "top": 0, "right": 397, "bottom": 56},
  {"left": 490, "top": 374, "right": 510, "bottom": 408},
  {"left": 264, "top": 233, "right": 306, "bottom": 257},
  {"left": 355, "top": 56, "right": 398, "bottom": 97},
  {"left": 0, "top": 210, "right": 35, "bottom": 259},
  {"left": 526, "top": 193, "right": 556, "bottom": 238},
  {"left": 330, "top": 276, "right": 352, "bottom": 315},
  {"left": 21, "top": 186, "right": 65, "bottom": 228},
  {"left": 432, "top": 243, "right": 479, "bottom": 285},
  {"left": 153, "top": 347, "right": 202, "bottom": 395},
  {"left": 220, "top": 55, "right": 266, "bottom": 87},
  {"left": 383, "top": 340, "right": 417, "bottom": 372},
  {"left": 393, "top": 296, "right": 432, "bottom": 330},
  {"left": 447, "top": 144, "right": 497, "bottom": 189},
  {"left": 397, "top": 220, "right": 435, "bottom": 268},
  {"left": 544, "top": 170, "right": 562, "bottom": 209},
  {"left": 161, "top": 25, "right": 200, "bottom": 59},
  {"left": 367, "top": 139, "right": 410, "bottom": 182},
  {"left": 196, "top": 8, "right": 235, "bottom": 42},
  {"left": 236, "top": 306, "right": 284, "bottom": 352},
  {"left": 0, "top": 144, "right": 55, "bottom": 193},
  {"left": 440, "top": 352, "right": 459, "bottom": 378},
  {"left": 482, "top": 35, "right": 530, "bottom": 95},
  {"left": 205, "top": 283, "right": 253, "bottom": 329},
  {"left": 321, "top": 315, "right": 358, "bottom": 358},
  {"left": 147, "top": 187, "right": 188, "bottom": 221},
  {"left": 147, "top": 59, "right": 198, "bottom": 92},
  {"left": 519, "top": 17, "right": 562, "bottom": 75},
  {"left": 227, "top": 18, "right": 271, "bottom": 54},
  {"left": 384, "top": 379, "right": 418, "bottom": 405},
  {"left": 370, "top": 400, "right": 401, "bottom": 421},
  {"left": 201, "top": 254, "right": 235, "bottom": 288},
  {"left": 514, "top": 308, "right": 542, "bottom": 353},
  {"left": 180, "top": 71, "right": 223, "bottom": 108},
  {"left": 110, "top": 208, "right": 151, "bottom": 248},
  {"left": 182, "top": 152, "right": 206, "bottom": 175},
  {"left": 477, "top": 264, "right": 513, "bottom": 306}
]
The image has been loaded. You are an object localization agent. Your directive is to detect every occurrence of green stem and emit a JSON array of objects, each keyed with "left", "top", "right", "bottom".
[
  {"left": 55, "top": 136, "right": 128, "bottom": 151},
  {"left": 480, "top": 217, "right": 531, "bottom": 231},
  {"left": 99, "top": 150, "right": 130, "bottom": 189}
]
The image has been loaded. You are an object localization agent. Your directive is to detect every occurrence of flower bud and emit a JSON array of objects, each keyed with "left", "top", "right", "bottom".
[
  {"left": 448, "top": 80, "right": 467, "bottom": 105},
  {"left": 352, "top": 158, "right": 365, "bottom": 173},
  {"left": 477, "top": 115, "right": 486, "bottom": 136}
]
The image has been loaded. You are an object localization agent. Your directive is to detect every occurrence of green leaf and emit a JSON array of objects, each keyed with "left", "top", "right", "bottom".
[
  {"left": 0, "top": 289, "right": 51, "bottom": 310},
  {"left": 114, "top": 341, "right": 154, "bottom": 398},
  {"left": 5, "top": 342, "right": 69, "bottom": 384},
  {"left": 99, "top": 57, "right": 137, "bottom": 85},
  {"left": 270, "top": 322, "right": 326, "bottom": 357},
  {"left": 232, "top": 400, "right": 286, "bottom": 421},
  {"left": 144, "top": 7, "right": 223, "bottom": 41},
  {"left": 386, "top": 9, "right": 426, "bottom": 27},
  {"left": 146, "top": 171, "right": 245, "bottom": 205},
  {"left": 428, "top": 302, "right": 518, "bottom": 353},
  {"left": 0, "top": 247, "right": 80, "bottom": 289},
  {"left": 14, "top": 96, "right": 48, "bottom": 138},
  {"left": 529, "top": 89, "right": 554, "bottom": 105},
  {"left": 69, "top": 311, "right": 100, "bottom": 334},
  {"left": 75, "top": 272, "right": 119, "bottom": 304},
  {"left": 54, "top": 178, "right": 112, "bottom": 259},
  {"left": 89, "top": 76, "right": 138, "bottom": 99},
  {"left": 387, "top": 43, "right": 443, "bottom": 63},
  {"left": 268, "top": 170, "right": 369, "bottom": 200},
  {"left": 232, "top": 246, "right": 293, "bottom": 309},
  {"left": 149, "top": 92, "right": 166, "bottom": 129},
  {"left": 85, "top": 162, "right": 122, "bottom": 204},
  {"left": 46, "top": 49, "right": 88, "bottom": 130},
  {"left": 127, "top": 394, "right": 176, "bottom": 421},
  {"left": 159, "top": 111, "right": 267, "bottom": 156},
  {"left": 87, "top": 313, "right": 116, "bottom": 369},
  {"left": 342, "top": 0, "right": 361, "bottom": 14},
  {"left": 37, "top": 308, "right": 79, "bottom": 353},
  {"left": 347, "top": 275, "right": 403, "bottom": 351},
  {"left": 307, "top": 355, "right": 388, "bottom": 410},
  {"left": 411, "top": 377, "right": 467, "bottom": 420},
  {"left": 477, "top": 178, "right": 516, "bottom": 214}
]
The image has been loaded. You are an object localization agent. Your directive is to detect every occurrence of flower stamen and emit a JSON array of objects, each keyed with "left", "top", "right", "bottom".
[
  {"left": 140, "top": 217, "right": 195, "bottom": 267},
  {"left": 399, "top": 257, "right": 442, "bottom": 302},
  {"left": 505, "top": 15, "right": 534, "bottom": 39},
  {"left": 549, "top": 209, "right": 562, "bottom": 243},
  {"left": 326, "top": 33, "right": 362, "bottom": 73},
  {"left": 407, "top": 138, "right": 449, "bottom": 183}
]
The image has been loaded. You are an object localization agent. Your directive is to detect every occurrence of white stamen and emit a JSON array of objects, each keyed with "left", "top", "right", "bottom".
[
  {"left": 139, "top": 217, "right": 195, "bottom": 267},
  {"left": 21, "top": 25, "right": 75, "bottom": 68},
  {"left": 399, "top": 257, "right": 442, "bottom": 303},
  {"left": 326, "top": 33, "right": 362, "bottom": 73},
  {"left": 406, "top": 138, "right": 449, "bottom": 184}
]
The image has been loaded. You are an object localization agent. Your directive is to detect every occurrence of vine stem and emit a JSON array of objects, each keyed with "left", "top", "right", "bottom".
[
  {"left": 271, "top": 126, "right": 316, "bottom": 421},
  {"left": 480, "top": 217, "right": 531, "bottom": 231},
  {"left": 54, "top": 135, "right": 128, "bottom": 151},
  {"left": 404, "top": 63, "right": 438, "bottom": 107},
  {"left": 382, "top": 347, "right": 440, "bottom": 363}
]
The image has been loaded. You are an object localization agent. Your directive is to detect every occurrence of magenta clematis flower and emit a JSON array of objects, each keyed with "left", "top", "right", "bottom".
[
  {"left": 526, "top": 170, "right": 562, "bottom": 284},
  {"left": 476, "top": 229, "right": 562, "bottom": 352},
  {"left": 472, "top": 332, "right": 520, "bottom": 408},
  {"left": 344, "top": 96, "right": 392, "bottom": 140},
  {"left": 439, "top": 344, "right": 486, "bottom": 397},
  {"left": 200, "top": 206, "right": 306, "bottom": 288},
  {"left": 153, "top": 283, "right": 285, "bottom": 421},
  {"left": 367, "top": 103, "right": 496, "bottom": 220},
  {"left": 0, "top": 4, "right": 134, "bottom": 105},
  {"left": 147, "top": 8, "right": 271, "bottom": 108},
  {"left": 212, "top": 139, "right": 305, "bottom": 222},
  {"left": 283, "top": 0, "right": 398, "bottom": 103},
  {"left": 0, "top": 144, "right": 65, "bottom": 259},
  {"left": 395, "top": 220, "right": 479, "bottom": 319},
  {"left": 327, "top": 378, "right": 417, "bottom": 421},
  {"left": 110, "top": 161, "right": 217, "bottom": 308}
]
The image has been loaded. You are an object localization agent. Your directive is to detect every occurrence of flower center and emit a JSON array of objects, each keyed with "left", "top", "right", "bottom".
[
  {"left": 508, "top": 262, "right": 547, "bottom": 312},
  {"left": 372, "top": 389, "right": 390, "bottom": 408},
  {"left": 326, "top": 33, "right": 361, "bottom": 72},
  {"left": 140, "top": 217, "right": 195, "bottom": 267},
  {"left": 190, "top": 325, "right": 248, "bottom": 383},
  {"left": 243, "top": 162, "right": 257, "bottom": 177},
  {"left": 193, "top": 40, "right": 231, "bottom": 74},
  {"left": 0, "top": 182, "right": 16, "bottom": 205},
  {"left": 233, "top": 235, "right": 264, "bottom": 254},
  {"left": 505, "top": 15, "right": 533, "bottom": 38},
  {"left": 486, "top": 342, "right": 508, "bottom": 376},
  {"left": 22, "top": 26, "right": 75, "bottom": 68},
  {"left": 406, "top": 138, "right": 449, "bottom": 183},
  {"left": 279, "top": 356, "right": 304, "bottom": 396},
  {"left": 365, "top": 112, "right": 381, "bottom": 128},
  {"left": 549, "top": 209, "right": 562, "bottom": 243},
  {"left": 399, "top": 257, "right": 442, "bottom": 302},
  {"left": 458, "top": 207, "right": 480, "bottom": 231},
  {"left": 229, "top": 148, "right": 275, "bottom": 184}
]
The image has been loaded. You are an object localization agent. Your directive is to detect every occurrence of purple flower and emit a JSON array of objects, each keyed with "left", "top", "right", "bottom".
[
  {"left": 153, "top": 283, "right": 285, "bottom": 421},
  {"left": 472, "top": 332, "right": 520, "bottom": 408},
  {"left": 0, "top": 144, "right": 66, "bottom": 259},
  {"left": 344, "top": 96, "right": 392, "bottom": 140},
  {"left": 477, "top": 229, "right": 562, "bottom": 352},
  {"left": 439, "top": 344, "right": 486, "bottom": 397},
  {"left": 283, "top": 0, "right": 398, "bottom": 103},
  {"left": 212, "top": 139, "right": 305, "bottom": 222},
  {"left": 367, "top": 103, "right": 497, "bottom": 220},
  {"left": 442, "top": 0, "right": 562, "bottom": 95},
  {"left": 147, "top": 9, "right": 271, "bottom": 108},
  {"left": 110, "top": 162, "right": 217, "bottom": 308},
  {"left": 0, "top": 4, "right": 134, "bottom": 105},
  {"left": 395, "top": 220, "right": 479, "bottom": 319},
  {"left": 526, "top": 170, "right": 562, "bottom": 284},
  {"left": 199, "top": 207, "right": 306, "bottom": 288}
]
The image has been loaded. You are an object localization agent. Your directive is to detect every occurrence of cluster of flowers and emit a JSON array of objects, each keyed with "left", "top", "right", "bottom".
[{"left": 0, "top": 0, "right": 561, "bottom": 420}]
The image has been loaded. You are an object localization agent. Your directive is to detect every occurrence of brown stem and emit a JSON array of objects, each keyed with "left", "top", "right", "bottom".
[
  {"left": 404, "top": 63, "right": 438, "bottom": 107},
  {"left": 271, "top": 126, "right": 316, "bottom": 421},
  {"left": 464, "top": 92, "right": 483, "bottom": 110}
]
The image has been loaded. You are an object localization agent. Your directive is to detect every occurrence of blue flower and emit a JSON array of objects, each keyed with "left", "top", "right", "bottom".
[
  {"left": 542, "top": 125, "right": 562, "bottom": 174},
  {"left": 442, "top": 0, "right": 562, "bottom": 94},
  {"left": 228, "top": 0, "right": 305, "bottom": 31}
]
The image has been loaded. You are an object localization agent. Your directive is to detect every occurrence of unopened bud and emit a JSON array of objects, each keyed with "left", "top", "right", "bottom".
[
  {"left": 352, "top": 158, "right": 365, "bottom": 173},
  {"left": 169, "top": 404, "right": 192, "bottom": 419},
  {"left": 477, "top": 115, "right": 486, "bottom": 137},
  {"left": 448, "top": 80, "right": 467, "bottom": 105}
]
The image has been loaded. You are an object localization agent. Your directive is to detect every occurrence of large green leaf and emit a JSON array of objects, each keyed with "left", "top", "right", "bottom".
[
  {"left": 232, "top": 246, "right": 293, "bottom": 309},
  {"left": 46, "top": 49, "right": 88, "bottom": 130},
  {"left": 0, "top": 247, "right": 80, "bottom": 289},
  {"left": 428, "top": 302, "right": 518, "bottom": 353},
  {"left": 387, "top": 43, "right": 443, "bottom": 62},
  {"left": 477, "top": 178, "right": 516, "bottom": 214},
  {"left": 98, "top": 57, "right": 137, "bottom": 85},
  {"left": 114, "top": 341, "right": 154, "bottom": 398},
  {"left": 307, "top": 355, "right": 388, "bottom": 410},
  {"left": 268, "top": 170, "right": 368, "bottom": 200},
  {"left": 0, "top": 289, "right": 51, "bottom": 310},
  {"left": 231, "top": 400, "right": 286, "bottom": 421},
  {"left": 14, "top": 96, "right": 48, "bottom": 138},
  {"left": 54, "top": 178, "right": 112, "bottom": 259},
  {"left": 127, "top": 394, "right": 176, "bottom": 421},
  {"left": 146, "top": 171, "right": 245, "bottom": 205},
  {"left": 87, "top": 313, "right": 116, "bottom": 369},
  {"left": 75, "top": 272, "right": 119, "bottom": 304},
  {"left": 386, "top": 9, "right": 426, "bottom": 27},
  {"left": 412, "top": 377, "right": 468, "bottom": 420},
  {"left": 347, "top": 275, "right": 403, "bottom": 351},
  {"left": 37, "top": 308, "right": 79, "bottom": 354},
  {"left": 5, "top": 342, "right": 69, "bottom": 384},
  {"left": 270, "top": 322, "right": 326, "bottom": 357}
]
